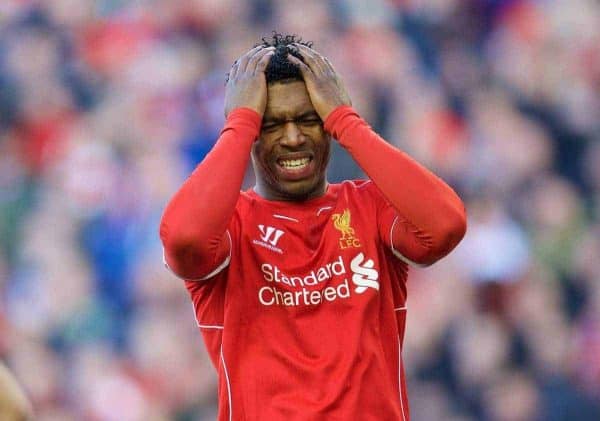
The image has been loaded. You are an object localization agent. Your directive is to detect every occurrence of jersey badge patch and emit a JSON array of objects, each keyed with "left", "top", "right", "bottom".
[{"left": 332, "top": 209, "right": 361, "bottom": 249}]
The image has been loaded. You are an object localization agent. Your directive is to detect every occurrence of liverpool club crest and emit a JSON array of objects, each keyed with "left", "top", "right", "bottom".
[{"left": 332, "top": 209, "right": 361, "bottom": 249}]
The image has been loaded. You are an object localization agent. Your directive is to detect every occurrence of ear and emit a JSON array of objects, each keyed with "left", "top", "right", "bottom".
[{"left": 323, "top": 133, "right": 332, "bottom": 161}]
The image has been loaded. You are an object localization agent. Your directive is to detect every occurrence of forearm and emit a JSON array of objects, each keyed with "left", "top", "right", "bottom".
[
  {"left": 160, "top": 108, "right": 261, "bottom": 278},
  {"left": 325, "top": 106, "right": 466, "bottom": 263}
]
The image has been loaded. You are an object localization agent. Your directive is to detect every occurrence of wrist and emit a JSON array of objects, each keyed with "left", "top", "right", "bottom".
[
  {"left": 223, "top": 107, "right": 263, "bottom": 138},
  {"left": 324, "top": 105, "right": 360, "bottom": 140}
]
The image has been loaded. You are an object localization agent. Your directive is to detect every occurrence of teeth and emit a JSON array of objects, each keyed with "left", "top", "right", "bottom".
[{"left": 279, "top": 157, "right": 310, "bottom": 169}]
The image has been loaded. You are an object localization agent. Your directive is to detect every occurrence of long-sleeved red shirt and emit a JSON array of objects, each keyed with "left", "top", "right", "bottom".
[
  {"left": 161, "top": 106, "right": 466, "bottom": 279},
  {"left": 160, "top": 106, "right": 466, "bottom": 420}
]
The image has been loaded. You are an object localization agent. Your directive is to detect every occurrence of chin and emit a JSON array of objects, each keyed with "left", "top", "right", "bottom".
[{"left": 277, "top": 180, "right": 321, "bottom": 200}]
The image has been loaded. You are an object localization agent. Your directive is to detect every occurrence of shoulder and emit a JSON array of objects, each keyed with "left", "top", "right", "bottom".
[
  {"left": 337, "top": 179, "right": 381, "bottom": 199},
  {"left": 335, "top": 180, "right": 392, "bottom": 215},
  {"left": 235, "top": 189, "right": 261, "bottom": 214},
  {"left": 239, "top": 189, "right": 255, "bottom": 203},
  {"left": 339, "top": 179, "right": 372, "bottom": 190},
  {"left": 328, "top": 179, "right": 372, "bottom": 197}
]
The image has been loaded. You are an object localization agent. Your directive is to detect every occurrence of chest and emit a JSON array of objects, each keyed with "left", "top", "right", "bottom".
[
  {"left": 227, "top": 195, "right": 389, "bottom": 312},
  {"left": 239, "top": 200, "right": 379, "bottom": 268}
]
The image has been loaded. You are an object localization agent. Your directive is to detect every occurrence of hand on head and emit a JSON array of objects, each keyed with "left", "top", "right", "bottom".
[
  {"left": 224, "top": 46, "right": 275, "bottom": 118},
  {"left": 225, "top": 39, "right": 351, "bottom": 122},
  {"left": 287, "top": 44, "right": 352, "bottom": 121}
]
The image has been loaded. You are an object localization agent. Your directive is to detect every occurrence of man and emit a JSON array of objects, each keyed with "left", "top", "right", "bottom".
[{"left": 160, "top": 34, "right": 466, "bottom": 420}]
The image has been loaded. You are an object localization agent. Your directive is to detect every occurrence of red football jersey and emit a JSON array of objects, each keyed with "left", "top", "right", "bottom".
[{"left": 184, "top": 180, "right": 411, "bottom": 421}]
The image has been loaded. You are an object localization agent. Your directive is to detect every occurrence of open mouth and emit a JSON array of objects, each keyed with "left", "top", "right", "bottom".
[
  {"left": 277, "top": 156, "right": 312, "bottom": 170},
  {"left": 274, "top": 154, "right": 315, "bottom": 180}
]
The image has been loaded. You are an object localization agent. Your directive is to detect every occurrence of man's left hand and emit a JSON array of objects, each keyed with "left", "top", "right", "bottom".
[{"left": 287, "top": 44, "right": 352, "bottom": 122}]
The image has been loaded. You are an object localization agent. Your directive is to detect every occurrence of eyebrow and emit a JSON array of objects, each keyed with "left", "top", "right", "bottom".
[{"left": 297, "top": 111, "right": 321, "bottom": 120}]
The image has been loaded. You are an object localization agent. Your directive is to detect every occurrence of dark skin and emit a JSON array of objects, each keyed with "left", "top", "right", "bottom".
[{"left": 224, "top": 44, "right": 352, "bottom": 201}]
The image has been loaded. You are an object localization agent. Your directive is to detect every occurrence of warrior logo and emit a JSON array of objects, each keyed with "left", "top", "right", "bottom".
[
  {"left": 254, "top": 225, "right": 285, "bottom": 254},
  {"left": 258, "top": 225, "right": 284, "bottom": 246},
  {"left": 332, "top": 209, "right": 361, "bottom": 249}
]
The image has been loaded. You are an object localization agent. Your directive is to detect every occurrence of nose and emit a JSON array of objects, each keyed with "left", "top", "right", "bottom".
[{"left": 280, "top": 122, "right": 306, "bottom": 147}]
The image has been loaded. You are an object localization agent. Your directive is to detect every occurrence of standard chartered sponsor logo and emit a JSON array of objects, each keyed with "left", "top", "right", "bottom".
[
  {"left": 258, "top": 281, "right": 351, "bottom": 306},
  {"left": 258, "top": 253, "right": 379, "bottom": 306}
]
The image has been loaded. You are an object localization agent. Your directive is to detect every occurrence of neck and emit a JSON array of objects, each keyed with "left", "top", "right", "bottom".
[{"left": 253, "top": 180, "right": 328, "bottom": 202}]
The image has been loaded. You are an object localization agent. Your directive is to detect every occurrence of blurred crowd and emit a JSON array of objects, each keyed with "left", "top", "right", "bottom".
[{"left": 0, "top": 0, "right": 599, "bottom": 420}]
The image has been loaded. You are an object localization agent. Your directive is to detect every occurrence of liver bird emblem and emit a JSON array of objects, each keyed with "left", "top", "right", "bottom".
[{"left": 332, "top": 209, "right": 355, "bottom": 239}]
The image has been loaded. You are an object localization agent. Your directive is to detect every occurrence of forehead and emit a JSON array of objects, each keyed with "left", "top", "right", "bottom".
[{"left": 264, "top": 81, "right": 314, "bottom": 118}]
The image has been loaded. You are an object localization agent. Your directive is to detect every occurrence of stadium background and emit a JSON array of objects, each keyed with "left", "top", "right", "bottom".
[{"left": 1, "top": 0, "right": 599, "bottom": 419}]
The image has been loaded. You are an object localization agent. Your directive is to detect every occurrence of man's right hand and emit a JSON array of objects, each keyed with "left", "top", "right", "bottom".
[{"left": 224, "top": 46, "right": 275, "bottom": 118}]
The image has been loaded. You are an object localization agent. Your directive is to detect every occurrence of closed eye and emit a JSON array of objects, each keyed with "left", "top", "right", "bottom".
[
  {"left": 261, "top": 123, "right": 281, "bottom": 133},
  {"left": 298, "top": 118, "right": 322, "bottom": 126},
  {"left": 261, "top": 115, "right": 322, "bottom": 133}
]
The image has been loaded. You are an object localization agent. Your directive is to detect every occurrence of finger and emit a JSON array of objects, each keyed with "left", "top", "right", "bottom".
[
  {"left": 292, "top": 44, "right": 319, "bottom": 70},
  {"left": 247, "top": 47, "right": 275, "bottom": 75},
  {"left": 323, "top": 57, "right": 337, "bottom": 74},
  {"left": 237, "top": 45, "right": 265, "bottom": 73},
  {"left": 323, "top": 57, "right": 344, "bottom": 85},
  {"left": 293, "top": 44, "right": 328, "bottom": 74},
  {"left": 228, "top": 60, "right": 240, "bottom": 81},
  {"left": 253, "top": 49, "right": 275, "bottom": 75},
  {"left": 287, "top": 53, "right": 315, "bottom": 80},
  {"left": 238, "top": 45, "right": 265, "bottom": 73}
]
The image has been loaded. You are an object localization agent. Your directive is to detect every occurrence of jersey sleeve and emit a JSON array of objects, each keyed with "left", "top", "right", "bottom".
[
  {"left": 160, "top": 108, "right": 261, "bottom": 281},
  {"left": 369, "top": 184, "right": 432, "bottom": 267},
  {"left": 325, "top": 106, "right": 467, "bottom": 267},
  {"left": 162, "top": 229, "right": 232, "bottom": 281}
]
